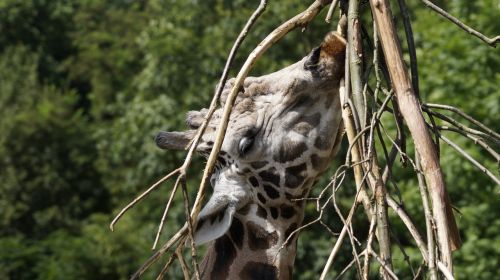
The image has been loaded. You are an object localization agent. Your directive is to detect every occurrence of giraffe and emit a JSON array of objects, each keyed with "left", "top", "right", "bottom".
[{"left": 155, "top": 32, "right": 346, "bottom": 280}]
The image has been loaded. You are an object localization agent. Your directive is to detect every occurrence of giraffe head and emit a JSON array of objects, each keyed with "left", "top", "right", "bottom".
[{"left": 156, "top": 32, "right": 345, "bottom": 278}]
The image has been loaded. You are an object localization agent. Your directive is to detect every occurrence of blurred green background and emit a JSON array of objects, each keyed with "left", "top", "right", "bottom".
[{"left": 0, "top": 0, "right": 498, "bottom": 279}]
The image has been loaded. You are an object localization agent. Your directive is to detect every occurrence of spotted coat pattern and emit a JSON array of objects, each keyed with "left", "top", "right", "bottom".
[{"left": 156, "top": 32, "right": 346, "bottom": 280}]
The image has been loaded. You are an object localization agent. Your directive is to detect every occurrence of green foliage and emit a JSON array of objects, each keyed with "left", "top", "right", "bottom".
[{"left": 0, "top": 0, "right": 498, "bottom": 279}]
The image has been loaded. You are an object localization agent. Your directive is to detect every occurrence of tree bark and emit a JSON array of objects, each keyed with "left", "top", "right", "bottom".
[{"left": 368, "top": 0, "right": 461, "bottom": 272}]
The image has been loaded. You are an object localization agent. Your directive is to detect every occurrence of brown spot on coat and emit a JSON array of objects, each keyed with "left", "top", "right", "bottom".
[
  {"left": 239, "top": 262, "right": 277, "bottom": 280},
  {"left": 257, "top": 193, "right": 267, "bottom": 204},
  {"left": 291, "top": 112, "right": 320, "bottom": 136},
  {"left": 274, "top": 139, "right": 307, "bottom": 163},
  {"left": 270, "top": 207, "right": 278, "bottom": 219},
  {"left": 247, "top": 221, "right": 278, "bottom": 250},
  {"left": 314, "top": 116, "right": 341, "bottom": 151},
  {"left": 280, "top": 205, "right": 296, "bottom": 219},
  {"left": 229, "top": 218, "right": 244, "bottom": 249},
  {"left": 258, "top": 168, "right": 281, "bottom": 186},
  {"left": 249, "top": 176, "right": 259, "bottom": 188},
  {"left": 263, "top": 184, "right": 280, "bottom": 199},
  {"left": 211, "top": 235, "right": 237, "bottom": 279},
  {"left": 257, "top": 205, "right": 267, "bottom": 219},
  {"left": 284, "top": 163, "right": 307, "bottom": 189},
  {"left": 311, "top": 154, "right": 330, "bottom": 171}
]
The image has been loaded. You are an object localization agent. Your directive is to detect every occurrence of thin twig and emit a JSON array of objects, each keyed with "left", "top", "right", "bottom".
[
  {"left": 439, "top": 134, "right": 500, "bottom": 185},
  {"left": 335, "top": 258, "right": 358, "bottom": 280},
  {"left": 155, "top": 249, "right": 178, "bottom": 280},
  {"left": 325, "top": 0, "right": 340, "bottom": 23},
  {"left": 369, "top": 250, "right": 400, "bottom": 280},
  {"left": 387, "top": 224, "right": 417, "bottom": 277},
  {"left": 412, "top": 262, "right": 426, "bottom": 280},
  {"left": 362, "top": 211, "right": 377, "bottom": 279},
  {"left": 319, "top": 172, "right": 368, "bottom": 280},
  {"left": 421, "top": 0, "right": 500, "bottom": 47},
  {"left": 180, "top": 178, "right": 200, "bottom": 280},
  {"left": 438, "top": 261, "right": 456, "bottom": 280},
  {"left": 319, "top": 204, "right": 361, "bottom": 280},
  {"left": 423, "top": 107, "right": 500, "bottom": 146},
  {"left": 332, "top": 182, "right": 364, "bottom": 278},
  {"left": 153, "top": 175, "right": 183, "bottom": 249},
  {"left": 336, "top": 250, "right": 367, "bottom": 280},
  {"left": 176, "top": 245, "right": 191, "bottom": 280},
  {"left": 397, "top": 0, "right": 419, "bottom": 98},
  {"left": 423, "top": 103, "right": 500, "bottom": 141},
  {"left": 386, "top": 196, "right": 428, "bottom": 262},
  {"left": 437, "top": 125, "right": 500, "bottom": 164},
  {"left": 109, "top": 168, "right": 180, "bottom": 231},
  {"left": 131, "top": 226, "right": 188, "bottom": 279}
]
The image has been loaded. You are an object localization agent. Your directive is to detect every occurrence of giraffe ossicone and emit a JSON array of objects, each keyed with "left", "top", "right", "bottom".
[{"left": 156, "top": 32, "right": 346, "bottom": 280}]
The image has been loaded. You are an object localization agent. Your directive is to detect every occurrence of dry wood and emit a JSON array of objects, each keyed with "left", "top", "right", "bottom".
[
  {"left": 369, "top": 0, "right": 461, "bottom": 273},
  {"left": 416, "top": 153, "right": 438, "bottom": 280}
]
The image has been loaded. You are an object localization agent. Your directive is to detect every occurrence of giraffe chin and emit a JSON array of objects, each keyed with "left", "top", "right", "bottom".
[{"left": 193, "top": 184, "right": 250, "bottom": 246}]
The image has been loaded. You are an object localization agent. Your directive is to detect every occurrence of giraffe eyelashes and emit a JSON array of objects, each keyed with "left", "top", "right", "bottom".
[{"left": 238, "top": 136, "right": 254, "bottom": 156}]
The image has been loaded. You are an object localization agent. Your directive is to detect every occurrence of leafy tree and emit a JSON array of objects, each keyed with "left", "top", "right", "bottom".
[{"left": 0, "top": 0, "right": 498, "bottom": 279}]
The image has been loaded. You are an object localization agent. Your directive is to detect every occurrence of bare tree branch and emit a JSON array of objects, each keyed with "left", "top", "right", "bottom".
[
  {"left": 370, "top": 0, "right": 460, "bottom": 272},
  {"left": 180, "top": 178, "right": 200, "bottom": 280},
  {"left": 153, "top": 175, "right": 183, "bottom": 249},
  {"left": 422, "top": 0, "right": 500, "bottom": 47},
  {"left": 325, "top": 0, "right": 340, "bottom": 23},
  {"left": 439, "top": 134, "right": 500, "bottom": 185},
  {"left": 109, "top": 168, "right": 180, "bottom": 231},
  {"left": 437, "top": 125, "right": 500, "bottom": 165},
  {"left": 416, "top": 153, "right": 438, "bottom": 280},
  {"left": 397, "top": 0, "right": 419, "bottom": 98},
  {"left": 423, "top": 103, "right": 500, "bottom": 141},
  {"left": 176, "top": 246, "right": 191, "bottom": 280}
]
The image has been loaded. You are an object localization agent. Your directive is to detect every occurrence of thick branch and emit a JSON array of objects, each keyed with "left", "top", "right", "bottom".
[
  {"left": 347, "top": 0, "right": 366, "bottom": 128},
  {"left": 369, "top": 0, "right": 460, "bottom": 273}
]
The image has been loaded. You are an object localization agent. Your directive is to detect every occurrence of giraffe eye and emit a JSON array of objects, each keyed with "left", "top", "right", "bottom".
[{"left": 238, "top": 136, "right": 254, "bottom": 156}]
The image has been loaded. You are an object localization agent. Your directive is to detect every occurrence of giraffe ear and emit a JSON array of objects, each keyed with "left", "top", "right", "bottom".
[
  {"left": 155, "top": 130, "right": 195, "bottom": 150},
  {"left": 319, "top": 31, "right": 346, "bottom": 59},
  {"left": 193, "top": 185, "right": 250, "bottom": 246}
]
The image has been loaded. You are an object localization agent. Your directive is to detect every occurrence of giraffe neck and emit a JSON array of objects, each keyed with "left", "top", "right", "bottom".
[{"left": 198, "top": 202, "right": 305, "bottom": 280}]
